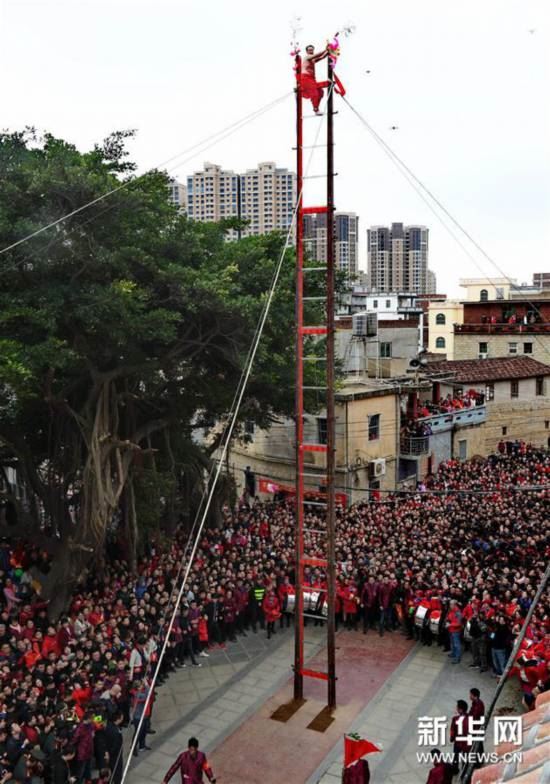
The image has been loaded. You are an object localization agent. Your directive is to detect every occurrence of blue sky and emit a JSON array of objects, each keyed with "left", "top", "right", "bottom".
[{"left": 2, "top": 0, "right": 549, "bottom": 295}]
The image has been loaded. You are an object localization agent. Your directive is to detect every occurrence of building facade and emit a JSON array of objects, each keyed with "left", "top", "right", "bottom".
[
  {"left": 225, "top": 379, "right": 400, "bottom": 506},
  {"left": 304, "top": 212, "right": 359, "bottom": 282},
  {"left": 426, "top": 357, "right": 550, "bottom": 454},
  {"left": 184, "top": 161, "right": 296, "bottom": 240},
  {"left": 427, "top": 300, "right": 464, "bottom": 358},
  {"left": 452, "top": 298, "right": 550, "bottom": 365},
  {"left": 167, "top": 179, "right": 186, "bottom": 212},
  {"left": 367, "top": 223, "right": 431, "bottom": 294}
]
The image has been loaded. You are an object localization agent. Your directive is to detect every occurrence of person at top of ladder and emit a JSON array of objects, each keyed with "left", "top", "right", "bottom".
[{"left": 300, "top": 43, "right": 329, "bottom": 113}]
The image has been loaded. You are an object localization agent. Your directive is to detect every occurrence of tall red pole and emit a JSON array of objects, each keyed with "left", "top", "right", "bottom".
[
  {"left": 325, "top": 53, "right": 337, "bottom": 710},
  {"left": 293, "top": 54, "right": 305, "bottom": 702}
]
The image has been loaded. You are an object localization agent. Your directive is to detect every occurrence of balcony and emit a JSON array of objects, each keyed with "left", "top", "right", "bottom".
[
  {"left": 418, "top": 405, "right": 487, "bottom": 434},
  {"left": 400, "top": 435, "right": 429, "bottom": 457},
  {"left": 454, "top": 322, "right": 550, "bottom": 335}
]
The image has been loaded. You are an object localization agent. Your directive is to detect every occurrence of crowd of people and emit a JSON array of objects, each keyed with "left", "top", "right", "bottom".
[
  {"left": 417, "top": 390, "right": 486, "bottom": 419},
  {"left": 0, "top": 443, "right": 547, "bottom": 783}
]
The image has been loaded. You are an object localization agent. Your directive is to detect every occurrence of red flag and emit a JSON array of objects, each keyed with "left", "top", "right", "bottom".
[{"left": 344, "top": 735, "right": 381, "bottom": 767}]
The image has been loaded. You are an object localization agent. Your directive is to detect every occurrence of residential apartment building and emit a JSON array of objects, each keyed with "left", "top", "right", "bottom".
[
  {"left": 167, "top": 179, "right": 186, "bottom": 212},
  {"left": 367, "top": 223, "right": 432, "bottom": 294},
  {"left": 225, "top": 377, "right": 400, "bottom": 506},
  {"left": 303, "top": 212, "right": 359, "bottom": 282},
  {"left": 425, "top": 357, "right": 550, "bottom": 454},
  {"left": 452, "top": 297, "right": 550, "bottom": 365},
  {"left": 184, "top": 161, "right": 296, "bottom": 240},
  {"left": 533, "top": 272, "right": 550, "bottom": 289},
  {"left": 427, "top": 300, "right": 464, "bottom": 358}
]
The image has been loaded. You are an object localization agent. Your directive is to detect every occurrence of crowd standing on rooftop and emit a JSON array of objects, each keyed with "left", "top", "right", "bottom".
[{"left": 0, "top": 443, "right": 547, "bottom": 782}]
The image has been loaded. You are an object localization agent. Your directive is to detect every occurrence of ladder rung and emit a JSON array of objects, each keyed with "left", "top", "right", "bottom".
[
  {"left": 303, "top": 501, "right": 327, "bottom": 507},
  {"left": 303, "top": 296, "right": 326, "bottom": 301},
  {"left": 301, "top": 326, "right": 327, "bottom": 335},
  {"left": 300, "top": 473, "right": 328, "bottom": 480},
  {"left": 292, "top": 145, "right": 327, "bottom": 149},
  {"left": 303, "top": 206, "right": 328, "bottom": 215},
  {"left": 301, "top": 443, "right": 327, "bottom": 452},
  {"left": 303, "top": 528, "right": 325, "bottom": 534},
  {"left": 303, "top": 386, "right": 327, "bottom": 391},
  {"left": 303, "top": 267, "right": 327, "bottom": 272},
  {"left": 301, "top": 613, "right": 326, "bottom": 621},
  {"left": 302, "top": 668, "right": 329, "bottom": 681},
  {"left": 303, "top": 173, "right": 338, "bottom": 180},
  {"left": 302, "top": 557, "right": 328, "bottom": 567},
  {"left": 303, "top": 112, "right": 339, "bottom": 119},
  {"left": 304, "top": 356, "right": 327, "bottom": 361}
]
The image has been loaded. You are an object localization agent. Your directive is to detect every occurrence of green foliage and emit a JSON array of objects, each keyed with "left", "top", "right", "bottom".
[{"left": 0, "top": 129, "right": 321, "bottom": 554}]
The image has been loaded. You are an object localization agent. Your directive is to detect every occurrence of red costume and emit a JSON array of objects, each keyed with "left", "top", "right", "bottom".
[{"left": 262, "top": 593, "right": 281, "bottom": 623}]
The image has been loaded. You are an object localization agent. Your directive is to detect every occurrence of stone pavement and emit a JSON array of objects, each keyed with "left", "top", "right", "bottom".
[
  {"left": 213, "top": 628, "right": 413, "bottom": 784},
  {"left": 307, "top": 643, "right": 523, "bottom": 784},
  {"left": 126, "top": 624, "right": 326, "bottom": 783},
  {"left": 126, "top": 628, "right": 523, "bottom": 784}
]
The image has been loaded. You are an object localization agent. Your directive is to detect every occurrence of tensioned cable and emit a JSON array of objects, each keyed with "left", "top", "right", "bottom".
[
  {"left": 119, "top": 90, "right": 333, "bottom": 783},
  {"left": 0, "top": 91, "right": 292, "bottom": 258},
  {"left": 0, "top": 94, "right": 292, "bottom": 277},
  {"left": 342, "top": 97, "right": 550, "bottom": 364}
]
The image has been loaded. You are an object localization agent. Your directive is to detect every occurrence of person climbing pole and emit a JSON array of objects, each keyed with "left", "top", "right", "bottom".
[{"left": 300, "top": 43, "right": 329, "bottom": 113}]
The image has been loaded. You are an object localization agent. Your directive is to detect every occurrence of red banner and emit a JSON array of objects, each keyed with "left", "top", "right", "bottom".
[
  {"left": 257, "top": 478, "right": 347, "bottom": 507},
  {"left": 344, "top": 735, "right": 381, "bottom": 768}
]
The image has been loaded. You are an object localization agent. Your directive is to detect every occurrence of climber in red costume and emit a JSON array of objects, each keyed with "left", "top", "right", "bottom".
[{"left": 300, "top": 44, "right": 329, "bottom": 113}]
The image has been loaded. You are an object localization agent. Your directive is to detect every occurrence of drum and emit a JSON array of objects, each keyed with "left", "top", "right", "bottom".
[
  {"left": 415, "top": 605, "right": 429, "bottom": 628},
  {"left": 429, "top": 610, "right": 442, "bottom": 635}
]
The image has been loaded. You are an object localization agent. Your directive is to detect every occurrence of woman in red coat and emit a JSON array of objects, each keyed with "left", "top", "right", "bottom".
[{"left": 262, "top": 589, "right": 281, "bottom": 640}]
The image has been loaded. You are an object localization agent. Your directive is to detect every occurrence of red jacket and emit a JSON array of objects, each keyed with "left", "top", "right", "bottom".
[
  {"left": 163, "top": 750, "right": 214, "bottom": 784},
  {"left": 361, "top": 582, "right": 379, "bottom": 608},
  {"left": 262, "top": 594, "right": 281, "bottom": 623},
  {"left": 426, "top": 762, "right": 453, "bottom": 784},
  {"left": 343, "top": 587, "right": 359, "bottom": 615}
]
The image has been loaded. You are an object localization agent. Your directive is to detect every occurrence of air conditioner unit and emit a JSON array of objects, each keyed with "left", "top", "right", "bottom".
[
  {"left": 369, "top": 458, "right": 386, "bottom": 478},
  {"left": 352, "top": 312, "right": 378, "bottom": 338},
  {"left": 478, "top": 352, "right": 488, "bottom": 360}
]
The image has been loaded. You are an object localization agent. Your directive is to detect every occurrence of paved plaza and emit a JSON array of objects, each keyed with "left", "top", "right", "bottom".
[{"left": 125, "top": 628, "right": 522, "bottom": 784}]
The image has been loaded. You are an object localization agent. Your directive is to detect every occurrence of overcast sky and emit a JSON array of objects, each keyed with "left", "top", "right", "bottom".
[{"left": 2, "top": 0, "right": 549, "bottom": 296}]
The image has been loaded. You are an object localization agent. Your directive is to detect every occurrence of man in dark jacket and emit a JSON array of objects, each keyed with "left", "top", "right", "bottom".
[{"left": 104, "top": 711, "right": 124, "bottom": 784}]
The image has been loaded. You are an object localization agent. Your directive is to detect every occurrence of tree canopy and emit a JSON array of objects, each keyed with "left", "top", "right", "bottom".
[{"left": 0, "top": 129, "right": 323, "bottom": 606}]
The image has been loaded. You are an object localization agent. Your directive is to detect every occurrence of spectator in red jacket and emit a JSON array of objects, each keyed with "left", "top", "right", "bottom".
[
  {"left": 425, "top": 749, "right": 453, "bottom": 784},
  {"left": 162, "top": 737, "right": 216, "bottom": 784},
  {"left": 378, "top": 577, "right": 394, "bottom": 637}
]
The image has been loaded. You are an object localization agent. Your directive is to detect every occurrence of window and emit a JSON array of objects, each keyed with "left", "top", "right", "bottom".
[
  {"left": 486, "top": 383, "right": 494, "bottom": 401},
  {"left": 502, "top": 426, "right": 507, "bottom": 436},
  {"left": 458, "top": 439, "right": 467, "bottom": 461},
  {"left": 385, "top": 299, "right": 391, "bottom": 308},
  {"left": 244, "top": 419, "right": 255, "bottom": 437},
  {"left": 511, "top": 380, "right": 519, "bottom": 398},
  {"left": 368, "top": 414, "right": 380, "bottom": 441},
  {"left": 479, "top": 342, "right": 488, "bottom": 355},
  {"left": 545, "top": 421, "right": 549, "bottom": 430},
  {"left": 536, "top": 377, "right": 545, "bottom": 396},
  {"left": 317, "top": 418, "right": 327, "bottom": 445},
  {"left": 435, "top": 313, "right": 446, "bottom": 325},
  {"left": 435, "top": 337, "right": 446, "bottom": 349},
  {"left": 508, "top": 342, "right": 518, "bottom": 355},
  {"left": 524, "top": 342, "right": 533, "bottom": 354},
  {"left": 496, "top": 287, "right": 505, "bottom": 300},
  {"left": 373, "top": 300, "right": 378, "bottom": 308},
  {"left": 380, "top": 342, "right": 392, "bottom": 358},
  {"left": 480, "top": 289, "right": 489, "bottom": 302}
]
